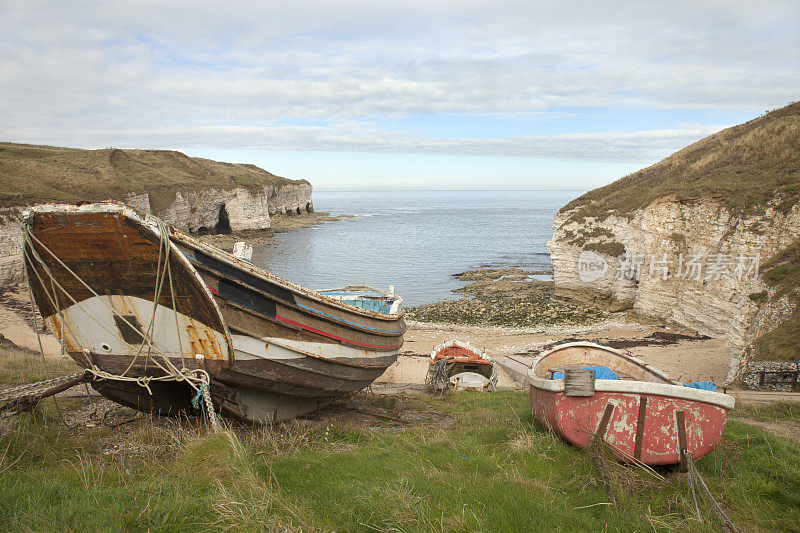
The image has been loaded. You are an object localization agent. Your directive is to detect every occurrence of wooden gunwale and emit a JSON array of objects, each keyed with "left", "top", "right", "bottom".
[
  {"left": 190, "top": 258, "right": 405, "bottom": 338},
  {"left": 528, "top": 342, "right": 735, "bottom": 410},
  {"left": 218, "top": 297, "right": 403, "bottom": 352},
  {"left": 171, "top": 231, "right": 404, "bottom": 323}
]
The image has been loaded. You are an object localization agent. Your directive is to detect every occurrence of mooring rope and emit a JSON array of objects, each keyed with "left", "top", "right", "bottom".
[
  {"left": 685, "top": 452, "right": 739, "bottom": 532},
  {"left": 0, "top": 372, "right": 85, "bottom": 402}
]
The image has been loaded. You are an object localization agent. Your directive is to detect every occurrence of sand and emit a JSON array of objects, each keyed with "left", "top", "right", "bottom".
[
  {"left": 0, "top": 285, "right": 61, "bottom": 356},
  {"left": 393, "top": 320, "right": 734, "bottom": 385},
  {"left": 0, "top": 289, "right": 734, "bottom": 386}
]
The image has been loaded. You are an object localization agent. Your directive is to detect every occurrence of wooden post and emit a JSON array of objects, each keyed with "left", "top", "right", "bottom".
[
  {"left": 594, "top": 402, "right": 615, "bottom": 442},
  {"left": 634, "top": 397, "right": 647, "bottom": 460},
  {"left": 676, "top": 410, "right": 688, "bottom": 473}
]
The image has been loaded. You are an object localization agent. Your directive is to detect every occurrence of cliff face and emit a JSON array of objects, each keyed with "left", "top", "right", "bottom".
[
  {"left": 131, "top": 182, "right": 313, "bottom": 233},
  {"left": 0, "top": 182, "right": 313, "bottom": 286},
  {"left": 550, "top": 198, "right": 800, "bottom": 376},
  {"left": 550, "top": 103, "right": 800, "bottom": 381},
  {"left": 0, "top": 207, "right": 24, "bottom": 285}
]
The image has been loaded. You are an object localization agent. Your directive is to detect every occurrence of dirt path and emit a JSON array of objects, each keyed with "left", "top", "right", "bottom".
[{"left": 733, "top": 416, "right": 800, "bottom": 443}]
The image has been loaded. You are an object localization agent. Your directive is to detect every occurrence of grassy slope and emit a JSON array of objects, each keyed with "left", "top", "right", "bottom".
[
  {"left": 1, "top": 392, "right": 799, "bottom": 531},
  {"left": 0, "top": 142, "right": 307, "bottom": 211},
  {"left": 0, "top": 345, "right": 76, "bottom": 384},
  {"left": 752, "top": 238, "right": 800, "bottom": 361},
  {"left": 561, "top": 102, "right": 800, "bottom": 223}
]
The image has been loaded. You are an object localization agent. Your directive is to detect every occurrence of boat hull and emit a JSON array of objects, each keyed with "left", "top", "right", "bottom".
[
  {"left": 527, "top": 342, "right": 734, "bottom": 466},
  {"left": 529, "top": 386, "right": 730, "bottom": 465},
  {"left": 22, "top": 203, "right": 404, "bottom": 424}
]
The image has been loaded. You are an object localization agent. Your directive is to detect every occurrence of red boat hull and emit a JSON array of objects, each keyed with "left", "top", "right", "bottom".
[{"left": 529, "top": 386, "right": 730, "bottom": 465}]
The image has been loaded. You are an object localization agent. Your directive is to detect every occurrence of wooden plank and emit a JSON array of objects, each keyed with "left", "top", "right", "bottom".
[
  {"left": 594, "top": 402, "right": 615, "bottom": 442},
  {"left": 676, "top": 409, "right": 688, "bottom": 472},
  {"left": 634, "top": 396, "right": 647, "bottom": 460},
  {"left": 564, "top": 368, "right": 594, "bottom": 397}
]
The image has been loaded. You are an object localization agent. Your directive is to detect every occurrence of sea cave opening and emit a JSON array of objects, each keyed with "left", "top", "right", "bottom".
[{"left": 215, "top": 204, "right": 231, "bottom": 234}]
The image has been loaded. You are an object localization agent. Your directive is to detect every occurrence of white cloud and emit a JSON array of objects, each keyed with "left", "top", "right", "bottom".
[{"left": 0, "top": 0, "right": 798, "bottom": 162}]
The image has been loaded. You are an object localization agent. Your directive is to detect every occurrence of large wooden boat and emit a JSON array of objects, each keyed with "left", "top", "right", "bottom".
[
  {"left": 22, "top": 202, "right": 404, "bottom": 423},
  {"left": 527, "top": 342, "right": 734, "bottom": 466}
]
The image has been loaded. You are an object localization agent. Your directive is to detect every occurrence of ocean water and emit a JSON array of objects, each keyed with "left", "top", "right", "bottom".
[{"left": 252, "top": 190, "right": 583, "bottom": 306}]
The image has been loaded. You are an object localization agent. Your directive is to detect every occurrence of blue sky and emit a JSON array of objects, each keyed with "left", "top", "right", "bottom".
[{"left": 1, "top": 1, "right": 798, "bottom": 190}]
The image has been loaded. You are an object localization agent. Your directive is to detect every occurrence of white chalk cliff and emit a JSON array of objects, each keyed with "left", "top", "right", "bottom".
[{"left": 549, "top": 102, "right": 800, "bottom": 381}]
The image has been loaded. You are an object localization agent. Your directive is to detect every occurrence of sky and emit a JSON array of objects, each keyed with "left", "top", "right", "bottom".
[{"left": 1, "top": 1, "right": 798, "bottom": 190}]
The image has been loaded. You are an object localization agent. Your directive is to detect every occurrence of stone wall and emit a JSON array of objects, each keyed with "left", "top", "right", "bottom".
[
  {"left": 549, "top": 196, "right": 800, "bottom": 381},
  {"left": 742, "top": 361, "right": 800, "bottom": 391}
]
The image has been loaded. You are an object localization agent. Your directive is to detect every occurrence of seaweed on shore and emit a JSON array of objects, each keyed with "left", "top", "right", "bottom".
[{"left": 406, "top": 267, "right": 608, "bottom": 328}]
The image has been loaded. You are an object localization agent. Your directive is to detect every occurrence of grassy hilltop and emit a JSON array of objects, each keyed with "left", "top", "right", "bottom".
[
  {"left": 0, "top": 142, "right": 306, "bottom": 211},
  {"left": 563, "top": 101, "right": 800, "bottom": 223}
]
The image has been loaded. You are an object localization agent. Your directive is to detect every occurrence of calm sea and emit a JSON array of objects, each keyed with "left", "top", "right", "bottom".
[{"left": 253, "top": 190, "right": 583, "bottom": 306}]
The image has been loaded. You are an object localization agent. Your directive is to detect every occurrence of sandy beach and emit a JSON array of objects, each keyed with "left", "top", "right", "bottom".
[
  {"left": 380, "top": 320, "right": 732, "bottom": 386},
  {"left": 0, "top": 281, "right": 733, "bottom": 387}
]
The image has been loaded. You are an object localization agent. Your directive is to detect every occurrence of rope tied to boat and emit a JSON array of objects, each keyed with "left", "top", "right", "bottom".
[
  {"left": 685, "top": 451, "right": 739, "bottom": 532},
  {"left": 21, "top": 211, "right": 221, "bottom": 427},
  {"left": 191, "top": 380, "right": 221, "bottom": 431},
  {"left": 426, "top": 356, "right": 455, "bottom": 393}
]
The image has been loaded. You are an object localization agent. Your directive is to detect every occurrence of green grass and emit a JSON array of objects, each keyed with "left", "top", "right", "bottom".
[
  {"left": 0, "top": 142, "right": 306, "bottom": 209},
  {"left": 561, "top": 102, "right": 800, "bottom": 224},
  {"left": 733, "top": 401, "right": 800, "bottom": 425},
  {"left": 0, "top": 344, "right": 78, "bottom": 384},
  {"left": 1, "top": 392, "right": 799, "bottom": 531}
]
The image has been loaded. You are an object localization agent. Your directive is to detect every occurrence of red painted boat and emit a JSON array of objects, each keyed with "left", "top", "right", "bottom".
[{"left": 527, "top": 342, "right": 734, "bottom": 466}]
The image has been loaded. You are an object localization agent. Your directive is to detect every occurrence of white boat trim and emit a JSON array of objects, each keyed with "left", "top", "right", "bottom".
[
  {"left": 232, "top": 334, "right": 398, "bottom": 363},
  {"left": 430, "top": 339, "right": 490, "bottom": 361},
  {"left": 527, "top": 341, "right": 735, "bottom": 410},
  {"left": 44, "top": 295, "right": 229, "bottom": 362}
]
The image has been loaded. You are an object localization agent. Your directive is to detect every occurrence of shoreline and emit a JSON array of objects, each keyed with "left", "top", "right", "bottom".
[
  {"left": 2, "top": 257, "right": 733, "bottom": 389},
  {"left": 197, "top": 211, "right": 352, "bottom": 250}
]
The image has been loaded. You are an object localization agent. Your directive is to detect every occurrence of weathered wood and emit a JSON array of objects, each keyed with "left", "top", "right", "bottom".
[
  {"left": 23, "top": 203, "right": 405, "bottom": 424},
  {"left": 0, "top": 372, "right": 89, "bottom": 415},
  {"left": 564, "top": 368, "right": 595, "bottom": 397},
  {"left": 676, "top": 409, "right": 689, "bottom": 472},
  {"left": 634, "top": 396, "right": 648, "bottom": 460},
  {"left": 594, "top": 402, "right": 615, "bottom": 442}
]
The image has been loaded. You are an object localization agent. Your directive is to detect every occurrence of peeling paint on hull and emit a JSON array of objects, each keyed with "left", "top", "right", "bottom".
[{"left": 528, "top": 342, "right": 734, "bottom": 465}]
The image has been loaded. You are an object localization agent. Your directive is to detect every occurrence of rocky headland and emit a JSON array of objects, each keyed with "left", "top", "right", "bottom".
[
  {"left": 547, "top": 102, "right": 800, "bottom": 383},
  {"left": 0, "top": 142, "right": 315, "bottom": 285}
]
